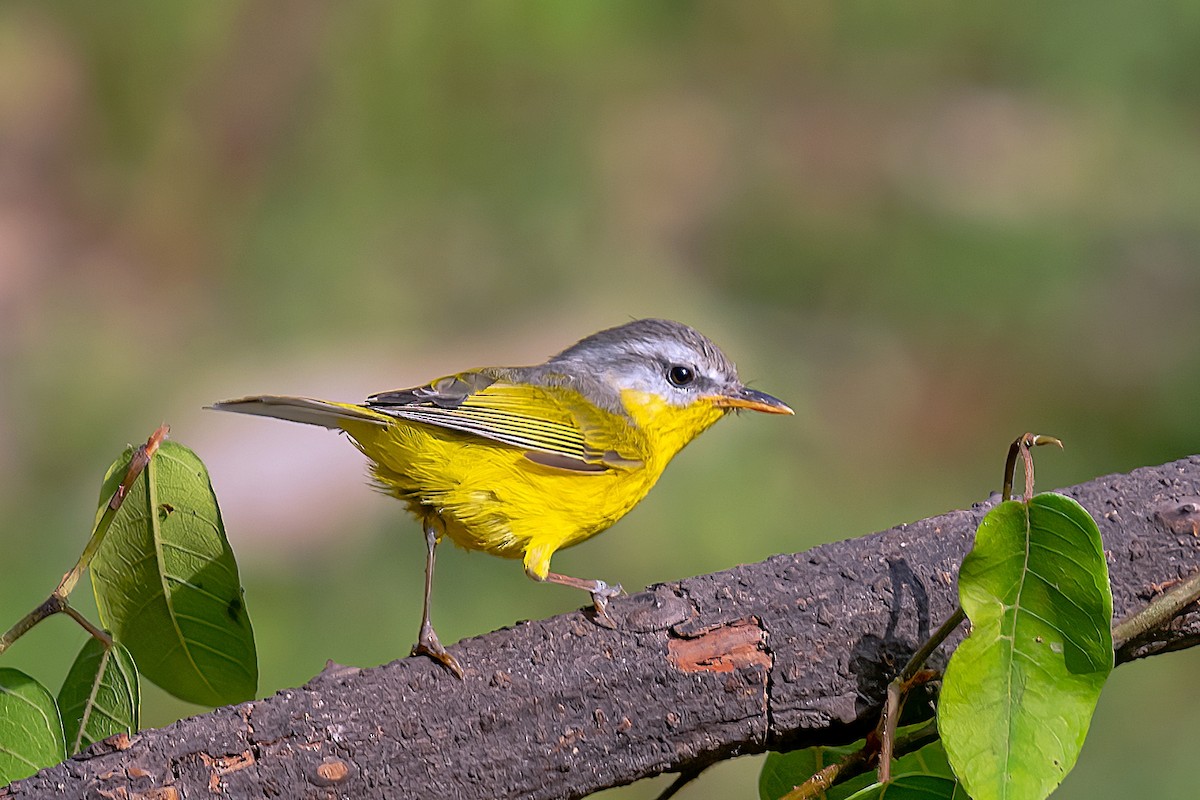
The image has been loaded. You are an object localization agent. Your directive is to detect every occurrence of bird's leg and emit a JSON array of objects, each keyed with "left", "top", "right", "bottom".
[
  {"left": 411, "top": 516, "right": 464, "bottom": 679},
  {"left": 539, "top": 571, "right": 623, "bottom": 629}
]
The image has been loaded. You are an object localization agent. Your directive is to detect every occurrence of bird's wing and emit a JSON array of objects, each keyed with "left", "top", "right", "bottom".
[{"left": 367, "top": 371, "right": 644, "bottom": 471}]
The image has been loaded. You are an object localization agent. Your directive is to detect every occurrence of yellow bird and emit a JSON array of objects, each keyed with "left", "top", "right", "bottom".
[{"left": 211, "top": 318, "right": 791, "bottom": 677}]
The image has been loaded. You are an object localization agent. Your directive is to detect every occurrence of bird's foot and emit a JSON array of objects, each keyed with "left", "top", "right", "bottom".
[
  {"left": 412, "top": 622, "right": 464, "bottom": 679},
  {"left": 590, "top": 580, "right": 623, "bottom": 629}
]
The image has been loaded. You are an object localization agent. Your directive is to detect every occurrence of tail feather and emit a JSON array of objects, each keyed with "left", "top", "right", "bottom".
[{"left": 208, "top": 395, "right": 388, "bottom": 429}]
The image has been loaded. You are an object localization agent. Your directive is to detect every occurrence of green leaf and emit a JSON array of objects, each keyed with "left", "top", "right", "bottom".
[
  {"left": 91, "top": 440, "right": 257, "bottom": 706},
  {"left": 940, "top": 494, "right": 1113, "bottom": 800},
  {"left": 0, "top": 668, "right": 65, "bottom": 785},
  {"left": 843, "top": 774, "right": 965, "bottom": 800},
  {"left": 900, "top": 740, "right": 954, "bottom": 779},
  {"left": 760, "top": 739, "right": 956, "bottom": 800},
  {"left": 760, "top": 742, "right": 863, "bottom": 800},
  {"left": 57, "top": 639, "right": 139, "bottom": 755}
]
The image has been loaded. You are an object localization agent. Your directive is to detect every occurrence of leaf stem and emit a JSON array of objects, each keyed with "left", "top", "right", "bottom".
[
  {"left": 60, "top": 604, "right": 113, "bottom": 647},
  {"left": 1002, "top": 432, "right": 1062, "bottom": 503},
  {"left": 902, "top": 606, "right": 966, "bottom": 685},
  {"left": 876, "top": 605, "right": 965, "bottom": 782}
]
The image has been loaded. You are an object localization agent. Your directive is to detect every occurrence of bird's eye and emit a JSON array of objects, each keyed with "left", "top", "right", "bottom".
[{"left": 667, "top": 365, "right": 695, "bottom": 387}]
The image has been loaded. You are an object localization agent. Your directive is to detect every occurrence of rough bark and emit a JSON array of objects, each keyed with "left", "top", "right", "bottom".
[{"left": 4, "top": 456, "right": 1200, "bottom": 800}]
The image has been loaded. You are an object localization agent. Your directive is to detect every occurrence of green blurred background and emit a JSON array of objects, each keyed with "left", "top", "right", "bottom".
[{"left": 2, "top": 2, "right": 1199, "bottom": 797}]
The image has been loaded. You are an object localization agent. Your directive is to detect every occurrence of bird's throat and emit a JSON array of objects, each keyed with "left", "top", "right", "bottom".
[{"left": 619, "top": 389, "right": 727, "bottom": 466}]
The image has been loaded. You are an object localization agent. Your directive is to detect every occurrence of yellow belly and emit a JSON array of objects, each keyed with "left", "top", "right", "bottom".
[
  {"left": 337, "top": 389, "right": 725, "bottom": 580},
  {"left": 341, "top": 419, "right": 660, "bottom": 576}
]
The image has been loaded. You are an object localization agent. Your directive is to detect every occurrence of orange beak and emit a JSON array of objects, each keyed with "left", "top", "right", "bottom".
[{"left": 709, "top": 387, "right": 794, "bottom": 415}]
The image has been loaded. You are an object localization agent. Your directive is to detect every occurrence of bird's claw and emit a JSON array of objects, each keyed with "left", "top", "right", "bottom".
[
  {"left": 412, "top": 623, "right": 464, "bottom": 679},
  {"left": 590, "top": 580, "right": 623, "bottom": 629}
]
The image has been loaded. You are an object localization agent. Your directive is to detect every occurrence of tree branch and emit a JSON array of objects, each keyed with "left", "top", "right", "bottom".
[{"left": 5, "top": 456, "right": 1200, "bottom": 799}]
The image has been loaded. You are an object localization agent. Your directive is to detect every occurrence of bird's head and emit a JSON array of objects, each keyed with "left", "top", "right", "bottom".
[{"left": 547, "top": 319, "right": 792, "bottom": 437}]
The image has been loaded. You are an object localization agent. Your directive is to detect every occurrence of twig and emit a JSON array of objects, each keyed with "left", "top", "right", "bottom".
[
  {"left": 1113, "top": 569, "right": 1200, "bottom": 647},
  {"left": 0, "top": 425, "right": 167, "bottom": 655}
]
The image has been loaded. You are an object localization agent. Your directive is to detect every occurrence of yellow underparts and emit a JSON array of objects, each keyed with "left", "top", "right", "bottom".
[{"left": 337, "top": 389, "right": 727, "bottom": 580}]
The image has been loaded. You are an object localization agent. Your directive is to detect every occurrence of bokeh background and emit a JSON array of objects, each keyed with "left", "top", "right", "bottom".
[{"left": 2, "top": 3, "right": 1199, "bottom": 797}]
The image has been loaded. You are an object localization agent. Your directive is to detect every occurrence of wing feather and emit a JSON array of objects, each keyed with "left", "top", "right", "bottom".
[{"left": 367, "top": 372, "right": 643, "bottom": 470}]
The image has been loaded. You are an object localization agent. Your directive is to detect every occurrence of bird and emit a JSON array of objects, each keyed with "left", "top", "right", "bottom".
[{"left": 210, "top": 318, "right": 791, "bottom": 677}]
